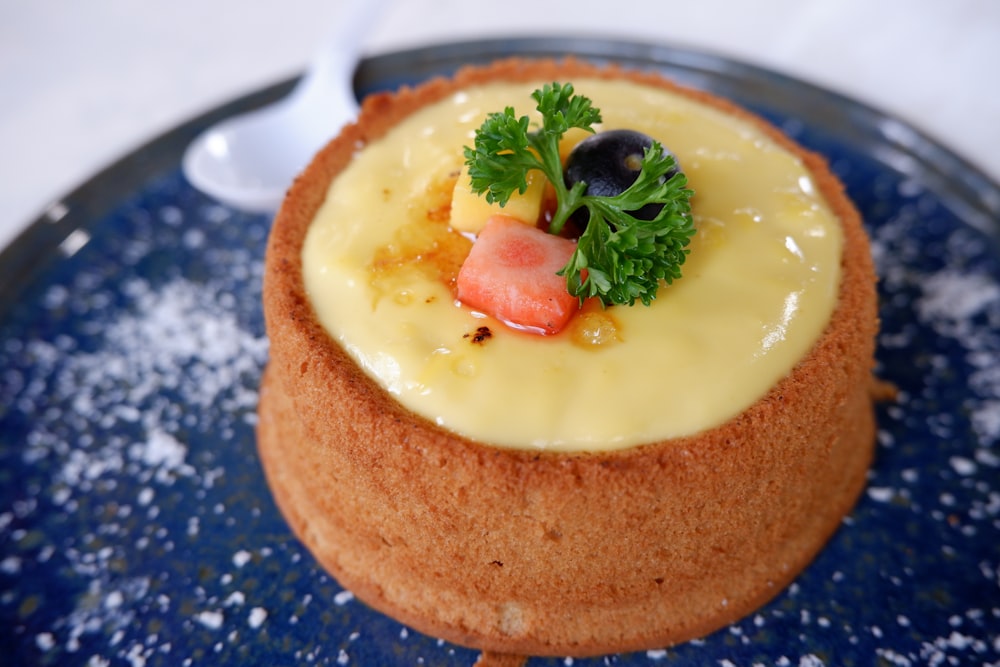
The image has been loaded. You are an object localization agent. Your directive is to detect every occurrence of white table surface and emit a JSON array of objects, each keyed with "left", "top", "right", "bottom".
[{"left": 2, "top": 0, "right": 998, "bottom": 253}]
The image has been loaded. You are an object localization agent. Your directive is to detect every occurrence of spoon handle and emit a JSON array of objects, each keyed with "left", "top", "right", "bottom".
[
  {"left": 181, "top": 0, "right": 391, "bottom": 212},
  {"left": 295, "top": 0, "right": 391, "bottom": 108}
]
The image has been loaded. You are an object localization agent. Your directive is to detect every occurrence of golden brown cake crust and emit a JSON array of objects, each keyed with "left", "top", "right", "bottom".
[{"left": 258, "top": 58, "right": 879, "bottom": 657}]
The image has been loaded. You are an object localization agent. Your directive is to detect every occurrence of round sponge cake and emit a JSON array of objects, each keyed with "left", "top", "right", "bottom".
[{"left": 258, "top": 58, "right": 878, "bottom": 658}]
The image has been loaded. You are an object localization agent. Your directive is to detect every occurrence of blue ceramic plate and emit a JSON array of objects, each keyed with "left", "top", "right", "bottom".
[{"left": 1, "top": 37, "right": 999, "bottom": 667}]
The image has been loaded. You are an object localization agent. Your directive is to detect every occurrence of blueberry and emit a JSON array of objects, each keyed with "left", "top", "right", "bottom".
[{"left": 564, "top": 129, "right": 679, "bottom": 227}]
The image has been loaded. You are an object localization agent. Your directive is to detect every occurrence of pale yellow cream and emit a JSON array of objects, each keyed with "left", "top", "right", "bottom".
[{"left": 301, "top": 79, "right": 842, "bottom": 451}]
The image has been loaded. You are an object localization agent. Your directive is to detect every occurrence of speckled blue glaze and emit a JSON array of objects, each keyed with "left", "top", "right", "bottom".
[{"left": 1, "top": 38, "right": 998, "bottom": 667}]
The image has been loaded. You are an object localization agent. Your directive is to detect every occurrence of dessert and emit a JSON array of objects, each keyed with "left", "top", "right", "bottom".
[{"left": 257, "top": 58, "right": 878, "bottom": 659}]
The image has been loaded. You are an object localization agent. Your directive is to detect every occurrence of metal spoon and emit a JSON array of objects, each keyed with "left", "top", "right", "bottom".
[{"left": 182, "top": 1, "right": 385, "bottom": 213}]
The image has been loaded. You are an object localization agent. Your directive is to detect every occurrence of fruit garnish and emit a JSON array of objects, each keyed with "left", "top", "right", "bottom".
[
  {"left": 564, "top": 129, "right": 680, "bottom": 223},
  {"left": 456, "top": 215, "right": 580, "bottom": 335},
  {"left": 463, "top": 82, "right": 695, "bottom": 307},
  {"left": 450, "top": 164, "right": 546, "bottom": 235}
]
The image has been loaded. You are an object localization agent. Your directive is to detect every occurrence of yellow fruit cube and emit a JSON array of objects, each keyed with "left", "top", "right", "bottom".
[
  {"left": 559, "top": 126, "right": 599, "bottom": 163},
  {"left": 450, "top": 164, "right": 545, "bottom": 234}
]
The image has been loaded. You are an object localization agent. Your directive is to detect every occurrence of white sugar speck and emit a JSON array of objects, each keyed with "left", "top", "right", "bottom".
[
  {"left": 868, "top": 486, "right": 894, "bottom": 503},
  {"left": 334, "top": 590, "right": 354, "bottom": 606},
  {"left": 159, "top": 205, "right": 183, "bottom": 225},
  {"left": 949, "top": 456, "right": 977, "bottom": 476},
  {"left": 972, "top": 400, "right": 1000, "bottom": 445},
  {"left": 248, "top": 607, "right": 268, "bottom": 629},
  {"left": 124, "top": 643, "right": 148, "bottom": 667},
  {"left": 875, "top": 649, "right": 912, "bottom": 667},
  {"left": 646, "top": 649, "right": 668, "bottom": 660},
  {"left": 975, "top": 446, "right": 1000, "bottom": 468},
  {"left": 104, "top": 590, "right": 124, "bottom": 610},
  {"left": 232, "top": 550, "right": 252, "bottom": 568},
  {"left": 0, "top": 555, "right": 22, "bottom": 574},
  {"left": 183, "top": 228, "right": 205, "bottom": 249},
  {"left": 196, "top": 610, "right": 224, "bottom": 630},
  {"left": 224, "top": 591, "right": 245, "bottom": 607},
  {"left": 130, "top": 428, "right": 191, "bottom": 478},
  {"left": 36, "top": 632, "right": 55, "bottom": 651},
  {"left": 943, "top": 630, "right": 974, "bottom": 649}
]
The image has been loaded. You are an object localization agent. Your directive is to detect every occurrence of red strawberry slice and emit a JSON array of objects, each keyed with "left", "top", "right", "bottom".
[{"left": 457, "top": 215, "right": 580, "bottom": 335}]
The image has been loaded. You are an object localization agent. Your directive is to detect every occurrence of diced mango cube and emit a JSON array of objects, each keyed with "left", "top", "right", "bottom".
[{"left": 450, "top": 164, "right": 545, "bottom": 234}]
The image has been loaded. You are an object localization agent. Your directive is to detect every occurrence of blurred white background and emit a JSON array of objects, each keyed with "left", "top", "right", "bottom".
[{"left": 2, "top": 0, "right": 997, "bottom": 250}]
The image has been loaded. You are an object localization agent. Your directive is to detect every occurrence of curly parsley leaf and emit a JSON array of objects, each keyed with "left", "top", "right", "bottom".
[{"left": 463, "top": 82, "right": 695, "bottom": 307}]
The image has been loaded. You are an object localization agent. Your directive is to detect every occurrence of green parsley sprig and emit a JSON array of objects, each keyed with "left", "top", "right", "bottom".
[{"left": 462, "top": 82, "right": 696, "bottom": 307}]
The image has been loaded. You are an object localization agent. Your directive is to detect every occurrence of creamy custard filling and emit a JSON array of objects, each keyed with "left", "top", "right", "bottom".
[{"left": 301, "top": 79, "right": 842, "bottom": 452}]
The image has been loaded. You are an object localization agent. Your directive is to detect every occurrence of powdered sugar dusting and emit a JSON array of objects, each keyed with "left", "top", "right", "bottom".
[
  {"left": 0, "top": 193, "right": 419, "bottom": 665},
  {"left": 915, "top": 267, "right": 1000, "bottom": 450},
  {"left": 858, "top": 180, "right": 1000, "bottom": 666},
  {"left": 3, "top": 269, "right": 274, "bottom": 662},
  {"left": 916, "top": 270, "right": 1000, "bottom": 323}
]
